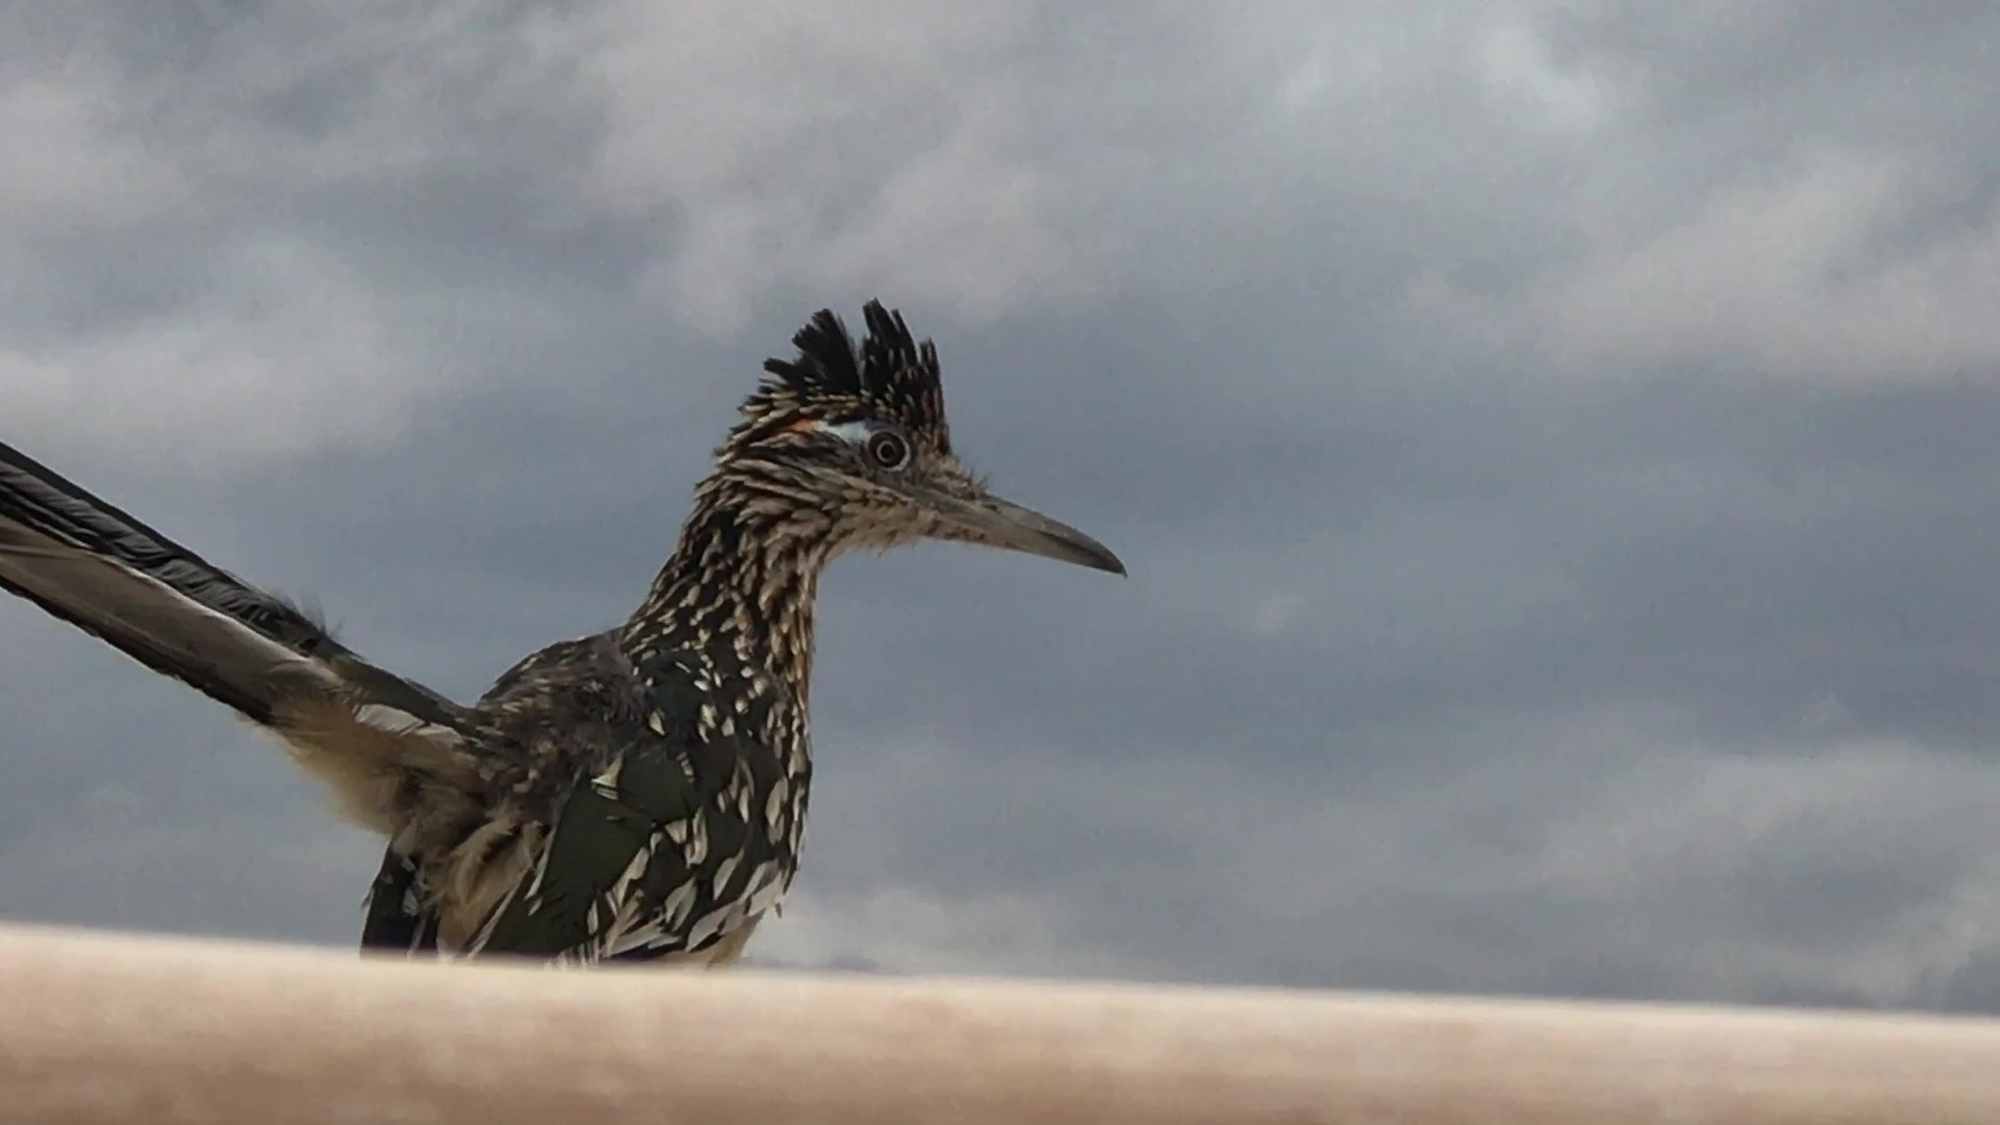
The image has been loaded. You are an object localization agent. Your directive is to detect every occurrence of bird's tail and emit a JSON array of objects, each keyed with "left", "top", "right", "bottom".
[{"left": 0, "top": 440, "right": 484, "bottom": 835}]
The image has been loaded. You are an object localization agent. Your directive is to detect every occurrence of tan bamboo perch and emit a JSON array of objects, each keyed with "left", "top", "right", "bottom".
[{"left": 2, "top": 924, "right": 1998, "bottom": 1124}]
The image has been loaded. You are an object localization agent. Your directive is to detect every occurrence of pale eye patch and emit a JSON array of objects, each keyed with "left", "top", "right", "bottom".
[
  {"left": 811, "top": 418, "right": 913, "bottom": 472},
  {"left": 814, "top": 420, "right": 877, "bottom": 445}
]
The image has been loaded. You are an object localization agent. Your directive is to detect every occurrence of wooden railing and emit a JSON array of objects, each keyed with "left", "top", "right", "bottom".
[{"left": 1, "top": 922, "right": 1995, "bottom": 1123}]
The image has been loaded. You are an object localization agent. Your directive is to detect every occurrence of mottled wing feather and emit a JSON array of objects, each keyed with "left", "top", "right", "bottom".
[
  {"left": 361, "top": 847, "right": 437, "bottom": 953},
  {"left": 472, "top": 743, "right": 705, "bottom": 957},
  {"left": 466, "top": 649, "right": 792, "bottom": 963}
]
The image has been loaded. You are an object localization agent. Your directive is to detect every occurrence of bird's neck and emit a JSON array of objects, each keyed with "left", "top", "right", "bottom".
[{"left": 621, "top": 475, "right": 831, "bottom": 702}]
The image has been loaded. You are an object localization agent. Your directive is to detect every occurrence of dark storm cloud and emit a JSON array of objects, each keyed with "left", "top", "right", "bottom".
[{"left": 6, "top": 0, "right": 2000, "bottom": 1012}]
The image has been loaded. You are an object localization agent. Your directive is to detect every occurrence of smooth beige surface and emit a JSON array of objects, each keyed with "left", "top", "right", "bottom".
[{"left": 2, "top": 923, "right": 1998, "bottom": 1124}]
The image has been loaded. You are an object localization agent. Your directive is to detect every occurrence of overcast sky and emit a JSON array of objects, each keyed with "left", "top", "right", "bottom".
[{"left": 5, "top": 2, "right": 2000, "bottom": 1012}]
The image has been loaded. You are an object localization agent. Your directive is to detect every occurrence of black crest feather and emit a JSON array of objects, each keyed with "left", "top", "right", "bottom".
[
  {"left": 764, "top": 309, "right": 865, "bottom": 398},
  {"left": 761, "top": 300, "right": 949, "bottom": 448}
]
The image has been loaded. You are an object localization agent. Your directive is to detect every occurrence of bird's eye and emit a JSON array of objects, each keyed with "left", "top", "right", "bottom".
[{"left": 866, "top": 430, "right": 911, "bottom": 471}]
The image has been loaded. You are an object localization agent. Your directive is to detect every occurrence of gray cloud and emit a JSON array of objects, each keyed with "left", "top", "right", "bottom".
[
  {"left": 1426, "top": 3, "right": 2000, "bottom": 381},
  {"left": 5, "top": 0, "right": 2000, "bottom": 1014}
]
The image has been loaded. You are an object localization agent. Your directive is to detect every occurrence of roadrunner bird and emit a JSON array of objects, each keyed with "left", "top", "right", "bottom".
[{"left": 0, "top": 301, "right": 1123, "bottom": 965}]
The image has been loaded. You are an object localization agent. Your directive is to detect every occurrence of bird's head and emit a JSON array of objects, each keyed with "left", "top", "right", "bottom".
[{"left": 711, "top": 301, "right": 1124, "bottom": 576}]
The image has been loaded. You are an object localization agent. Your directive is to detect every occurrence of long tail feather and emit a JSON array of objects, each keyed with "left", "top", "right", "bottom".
[{"left": 0, "top": 440, "right": 482, "bottom": 833}]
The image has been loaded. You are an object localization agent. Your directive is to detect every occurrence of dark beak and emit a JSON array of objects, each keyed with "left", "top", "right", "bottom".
[{"left": 925, "top": 492, "right": 1126, "bottom": 575}]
